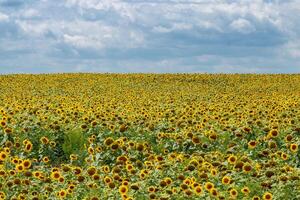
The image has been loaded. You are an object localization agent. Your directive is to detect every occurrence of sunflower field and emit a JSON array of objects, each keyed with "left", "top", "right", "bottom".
[{"left": 0, "top": 74, "right": 299, "bottom": 200}]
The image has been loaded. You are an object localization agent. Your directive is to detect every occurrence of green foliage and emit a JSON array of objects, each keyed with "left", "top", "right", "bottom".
[{"left": 62, "top": 128, "right": 86, "bottom": 158}]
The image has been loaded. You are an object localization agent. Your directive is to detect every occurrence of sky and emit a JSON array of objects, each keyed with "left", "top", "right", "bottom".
[{"left": 0, "top": 0, "right": 300, "bottom": 73}]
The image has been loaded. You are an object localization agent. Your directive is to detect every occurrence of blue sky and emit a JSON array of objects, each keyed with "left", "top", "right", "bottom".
[{"left": 0, "top": 0, "right": 300, "bottom": 73}]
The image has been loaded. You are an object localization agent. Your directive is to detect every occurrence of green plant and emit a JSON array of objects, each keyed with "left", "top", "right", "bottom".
[{"left": 62, "top": 128, "right": 86, "bottom": 158}]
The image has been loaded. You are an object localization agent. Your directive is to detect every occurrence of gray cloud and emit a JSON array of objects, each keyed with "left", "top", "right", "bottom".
[{"left": 0, "top": 0, "right": 300, "bottom": 73}]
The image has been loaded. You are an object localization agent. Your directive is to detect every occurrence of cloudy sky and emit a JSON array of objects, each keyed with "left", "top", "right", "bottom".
[{"left": 0, "top": 0, "right": 300, "bottom": 73}]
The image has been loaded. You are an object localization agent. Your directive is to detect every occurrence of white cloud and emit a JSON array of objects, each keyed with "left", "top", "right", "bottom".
[
  {"left": 14, "top": 14, "right": 146, "bottom": 50},
  {"left": 230, "top": 18, "right": 256, "bottom": 34},
  {"left": 21, "top": 9, "right": 39, "bottom": 18},
  {"left": 282, "top": 39, "right": 300, "bottom": 58},
  {"left": 65, "top": 0, "right": 285, "bottom": 36},
  {"left": 153, "top": 23, "right": 193, "bottom": 33},
  {"left": 63, "top": 34, "right": 103, "bottom": 49},
  {"left": 60, "top": 20, "right": 144, "bottom": 49},
  {"left": 0, "top": 12, "right": 9, "bottom": 22},
  {"left": 16, "top": 20, "right": 50, "bottom": 36},
  {"left": 66, "top": 0, "right": 136, "bottom": 21}
]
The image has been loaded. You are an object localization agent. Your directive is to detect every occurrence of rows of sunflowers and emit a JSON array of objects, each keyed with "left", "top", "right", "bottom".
[{"left": 0, "top": 74, "right": 299, "bottom": 199}]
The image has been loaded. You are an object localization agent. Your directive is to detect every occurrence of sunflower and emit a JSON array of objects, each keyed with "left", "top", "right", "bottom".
[
  {"left": 91, "top": 120, "right": 97, "bottom": 127},
  {"left": 221, "top": 176, "right": 231, "bottom": 185},
  {"left": 24, "top": 142, "right": 33, "bottom": 152},
  {"left": 62, "top": 165, "right": 71, "bottom": 172},
  {"left": 102, "top": 165, "right": 110, "bottom": 173},
  {"left": 159, "top": 180, "right": 167, "bottom": 188},
  {"left": 148, "top": 186, "right": 155, "bottom": 193},
  {"left": 57, "top": 189, "right": 67, "bottom": 198},
  {"left": 18, "top": 194, "right": 26, "bottom": 200},
  {"left": 80, "top": 124, "right": 88, "bottom": 130},
  {"left": 59, "top": 177, "right": 65, "bottom": 183},
  {"left": 108, "top": 182, "right": 116, "bottom": 189},
  {"left": 139, "top": 172, "right": 147, "bottom": 179},
  {"left": 33, "top": 171, "right": 42, "bottom": 178},
  {"left": 281, "top": 152, "right": 288, "bottom": 160},
  {"left": 165, "top": 177, "right": 172, "bottom": 185},
  {"left": 184, "top": 189, "right": 193, "bottom": 196},
  {"left": 5, "top": 141, "right": 13, "bottom": 148},
  {"left": 241, "top": 187, "right": 250, "bottom": 195},
  {"left": 0, "top": 151, "right": 8, "bottom": 161},
  {"left": 285, "top": 134, "right": 293, "bottom": 142},
  {"left": 50, "top": 141, "right": 56, "bottom": 147},
  {"left": 15, "top": 164, "right": 25, "bottom": 172},
  {"left": 210, "top": 168, "right": 217, "bottom": 176},
  {"left": 149, "top": 193, "right": 156, "bottom": 199},
  {"left": 109, "top": 124, "right": 115, "bottom": 131},
  {"left": 228, "top": 155, "right": 237, "bottom": 164},
  {"left": 125, "top": 164, "right": 134, "bottom": 172},
  {"left": 88, "top": 137, "right": 95, "bottom": 144},
  {"left": 92, "top": 174, "right": 100, "bottom": 181},
  {"left": 95, "top": 146, "right": 102, "bottom": 152},
  {"left": 73, "top": 167, "right": 82, "bottom": 175},
  {"left": 50, "top": 171, "right": 61, "bottom": 180},
  {"left": 67, "top": 188, "right": 73, "bottom": 194},
  {"left": 136, "top": 143, "right": 144, "bottom": 152},
  {"left": 183, "top": 178, "right": 191, "bottom": 185},
  {"left": 4, "top": 127, "right": 12, "bottom": 134},
  {"left": 22, "top": 159, "right": 31, "bottom": 169},
  {"left": 40, "top": 136, "right": 49, "bottom": 144},
  {"left": 268, "top": 129, "right": 278, "bottom": 138},
  {"left": 70, "top": 154, "right": 78, "bottom": 161},
  {"left": 209, "top": 133, "right": 217, "bottom": 141},
  {"left": 262, "top": 192, "right": 272, "bottom": 200},
  {"left": 243, "top": 163, "right": 252, "bottom": 173},
  {"left": 290, "top": 143, "right": 298, "bottom": 153},
  {"left": 204, "top": 182, "right": 214, "bottom": 191},
  {"left": 68, "top": 183, "right": 76, "bottom": 190},
  {"left": 229, "top": 188, "right": 238, "bottom": 199},
  {"left": 88, "top": 147, "right": 94, "bottom": 154},
  {"left": 248, "top": 140, "right": 257, "bottom": 149},
  {"left": 0, "top": 191, "right": 6, "bottom": 199},
  {"left": 87, "top": 166, "right": 97, "bottom": 176},
  {"left": 42, "top": 156, "right": 49, "bottom": 163},
  {"left": 194, "top": 185, "right": 203, "bottom": 195},
  {"left": 119, "top": 185, "right": 128, "bottom": 194},
  {"left": 210, "top": 188, "right": 218, "bottom": 197},
  {"left": 77, "top": 175, "right": 85, "bottom": 183},
  {"left": 6, "top": 180, "right": 13, "bottom": 188},
  {"left": 128, "top": 141, "right": 135, "bottom": 149},
  {"left": 14, "top": 142, "right": 21, "bottom": 148},
  {"left": 192, "top": 136, "right": 201, "bottom": 144},
  {"left": 130, "top": 183, "right": 139, "bottom": 191},
  {"left": 119, "top": 124, "right": 127, "bottom": 132},
  {"left": 103, "top": 176, "right": 112, "bottom": 184},
  {"left": 52, "top": 167, "right": 59, "bottom": 172},
  {"left": 0, "top": 120, "right": 6, "bottom": 127},
  {"left": 122, "top": 180, "right": 129, "bottom": 186},
  {"left": 104, "top": 137, "right": 114, "bottom": 146},
  {"left": 268, "top": 141, "right": 277, "bottom": 149},
  {"left": 0, "top": 170, "right": 5, "bottom": 177}
]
